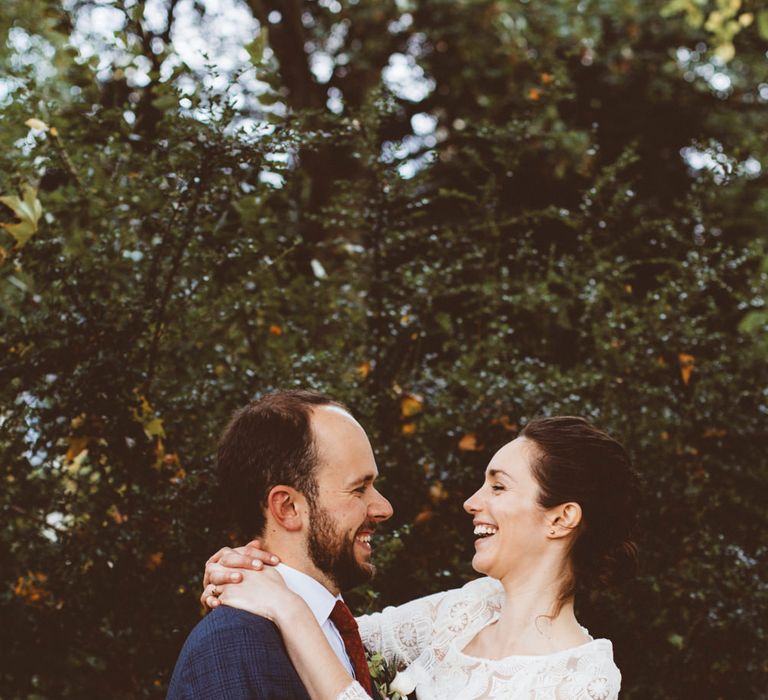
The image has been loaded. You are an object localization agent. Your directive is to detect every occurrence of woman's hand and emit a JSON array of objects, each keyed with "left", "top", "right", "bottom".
[
  {"left": 201, "top": 539, "right": 281, "bottom": 608},
  {"left": 213, "top": 567, "right": 357, "bottom": 700},
  {"left": 204, "top": 542, "right": 358, "bottom": 699},
  {"left": 215, "top": 566, "right": 306, "bottom": 626}
]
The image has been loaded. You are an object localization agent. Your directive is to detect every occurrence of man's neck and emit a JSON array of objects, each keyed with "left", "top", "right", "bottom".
[{"left": 261, "top": 536, "right": 340, "bottom": 596}]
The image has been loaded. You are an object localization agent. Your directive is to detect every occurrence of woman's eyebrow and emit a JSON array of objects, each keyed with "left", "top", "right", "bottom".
[{"left": 487, "top": 468, "right": 513, "bottom": 480}]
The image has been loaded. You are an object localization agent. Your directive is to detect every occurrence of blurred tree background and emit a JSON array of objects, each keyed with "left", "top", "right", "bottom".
[{"left": 1, "top": 0, "right": 767, "bottom": 697}]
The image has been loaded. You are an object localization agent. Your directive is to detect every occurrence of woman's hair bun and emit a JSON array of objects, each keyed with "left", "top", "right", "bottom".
[
  {"left": 520, "top": 415, "right": 642, "bottom": 599},
  {"left": 593, "top": 538, "right": 639, "bottom": 588}
]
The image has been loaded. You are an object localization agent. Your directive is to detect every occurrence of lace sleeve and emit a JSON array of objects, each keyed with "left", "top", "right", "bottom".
[
  {"left": 554, "top": 647, "right": 622, "bottom": 700},
  {"left": 336, "top": 681, "right": 370, "bottom": 700},
  {"left": 356, "top": 577, "right": 504, "bottom": 669},
  {"left": 355, "top": 588, "right": 454, "bottom": 666}
]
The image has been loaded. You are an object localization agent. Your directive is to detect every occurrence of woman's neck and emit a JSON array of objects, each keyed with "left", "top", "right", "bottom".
[{"left": 488, "top": 565, "right": 587, "bottom": 656}]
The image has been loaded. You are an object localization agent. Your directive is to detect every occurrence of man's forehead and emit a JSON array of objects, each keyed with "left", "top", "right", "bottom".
[
  {"left": 310, "top": 405, "right": 376, "bottom": 478},
  {"left": 310, "top": 404, "right": 371, "bottom": 448},
  {"left": 314, "top": 404, "right": 355, "bottom": 421}
]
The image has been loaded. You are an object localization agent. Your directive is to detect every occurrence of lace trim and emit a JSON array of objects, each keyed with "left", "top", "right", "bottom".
[
  {"left": 336, "top": 680, "right": 370, "bottom": 700},
  {"left": 357, "top": 577, "right": 621, "bottom": 700}
]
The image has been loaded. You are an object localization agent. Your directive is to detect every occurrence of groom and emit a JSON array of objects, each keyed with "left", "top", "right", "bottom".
[{"left": 167, "top": 390, "right": 393, "bottom": 699}]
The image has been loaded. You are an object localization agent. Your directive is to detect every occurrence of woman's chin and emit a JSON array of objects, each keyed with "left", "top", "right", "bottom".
[{"left": 471, "top": 555, "right": 489, "bottom": 575}]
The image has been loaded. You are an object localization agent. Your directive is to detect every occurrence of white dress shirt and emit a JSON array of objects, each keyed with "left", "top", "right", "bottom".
[{"left": 275, "top": 563, "right": 356, "bottom": 678}]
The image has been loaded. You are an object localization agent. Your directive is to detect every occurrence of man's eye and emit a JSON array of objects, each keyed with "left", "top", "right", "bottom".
[
  {"left": 353, "top": 486, "right": 367, "bottom": 494},
  {"left": 491, "top": 484, "right": 504, "bottom": 492}
]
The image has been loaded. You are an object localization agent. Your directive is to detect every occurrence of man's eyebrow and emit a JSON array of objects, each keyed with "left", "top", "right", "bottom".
[{"left": 345, "top": 473, "right": 377, "bottom": 488}]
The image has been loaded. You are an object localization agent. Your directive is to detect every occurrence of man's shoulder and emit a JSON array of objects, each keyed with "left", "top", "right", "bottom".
[
  {"left": 180, "top": 607, "right": 285, "bottom": 658},
  {"left": 192, "top": 606, "right": 281, "bottom": 637},
  {"left": 168, "top": 608, "right": 311, "bottom": 699}
]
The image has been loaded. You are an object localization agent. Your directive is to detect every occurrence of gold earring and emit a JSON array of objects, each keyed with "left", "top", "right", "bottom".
[{"left": 549, "top": 528, "right": 555, "bottom": 535}]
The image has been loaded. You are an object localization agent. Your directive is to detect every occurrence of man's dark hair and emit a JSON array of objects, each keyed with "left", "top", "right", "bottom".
[{"left": 217, "top": 390, "right": 344, "bottom": 537}]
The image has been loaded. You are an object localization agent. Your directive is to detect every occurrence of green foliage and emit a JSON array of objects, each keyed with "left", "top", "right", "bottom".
[{"left": 1, "top": 0, "right": 767, "bottom": 698}]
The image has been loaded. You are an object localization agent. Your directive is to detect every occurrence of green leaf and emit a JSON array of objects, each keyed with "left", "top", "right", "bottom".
[
  {"left": 246, "top": 28, "right": 269, "bottom": 65},
  {"left": 668, "top": 633, "right": 685, "bottom": 649},
  {"left": 151, "top": 93, "right": 179, "bottom": 112},
  {"left": 739, "top": 310, "right": 768, "bottom": 334},
  {"left": 758, "top": 10, "right": 768, "bottom": 40}
]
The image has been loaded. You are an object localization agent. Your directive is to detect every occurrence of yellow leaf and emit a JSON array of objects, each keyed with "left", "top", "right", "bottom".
[
  {"left": 170, "top": 466, "right": 187, "bottom": 483},
  {"left": 498, "top": 415, "right": 517, "bottom": 432},
  {"left": 269, "top": 324, "right": 283, "bottom": 336},
  {"left": 429, "top": 481, "right": 449, "bottom": 504},
  {"left": 458, "top": 433, "right": 482, "bottom": 451},
  {"left": 25, "top": 118, "right": 49, "bottom": 131},
  {"left": 65, "top": 436, "right": 89, "bottom": 464},
  {"left": 739, "top": 12, "right": 754, "bottom": 27},
  {"left": 401, "top": 393, "right": 424, "bottom": 418},
  {"left": 133, "top": 394, "right": 166, "bottom": 439},
  {"left": 14, "top": 571, "right": 50, "bottom": 605},
  {"left": 678, "top": 353, "right": 695, "bottom": 385},
  {"left": 714, "top": 41, "right": 735, "bottom": 62},
  {"left": 0, "top": 184, "right": 42, "bottom": 248},
  {"left": 413, "top": 507, "right": 434, "bottom": 525},
  {"left": 528, "top": 87, "right": 541, "bottom": 101},
  {"left": 143, "top": 417, "right": 165, "bottom": 438},
  {"left": 107, "top": 505, "right": 128, "bottom": 525},
  {"left": 70, "top": 414, "right": 86, "bottom": 430},
  {"left": 146, "top": 551, "right": 164, "bottom": 571},
  {"left": 356, "top": 361, "right": 371, "bottom": 379},
  {"left": 154, "top": 436, "right": 166, "bottom": 468},
  {"left": 163, "top": 452, "right": 180, "bottom": 466},
  {"left": 401, "top": 422, "right": 416, "bottom": 435},
  {"left": 66, "top": 448, "right": 89, "bottom": 476},
  {"left": 703, "top": 427, "right": 727, "bottom": 438}
]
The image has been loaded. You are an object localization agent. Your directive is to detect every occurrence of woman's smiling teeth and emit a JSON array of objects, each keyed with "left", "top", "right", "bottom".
[
  {"left": 356, "top": 534, "right": 372, "bottom": 544},
  {"left": 474, "top": 525, "right": 498, "bottom": 537}
]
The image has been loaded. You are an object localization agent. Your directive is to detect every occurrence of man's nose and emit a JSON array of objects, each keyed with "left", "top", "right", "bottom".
[{"left": 369, "top": 488, "right": 394, "bottom": 521}]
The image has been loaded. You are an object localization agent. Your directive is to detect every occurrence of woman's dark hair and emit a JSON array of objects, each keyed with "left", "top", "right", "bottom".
[
  {"left": 520, "top": 416, "right": 640, "bottom": 606},
  {"left": 217, "top": 390, "right": 345, "bottom": 537}
]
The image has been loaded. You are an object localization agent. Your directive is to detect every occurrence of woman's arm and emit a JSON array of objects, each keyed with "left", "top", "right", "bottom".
[
  {"left": 202, "top": 542, "right": 456, "bottom": 666},
  {"left": 215, "top": 567, "right": 368, "bottom": 700}
]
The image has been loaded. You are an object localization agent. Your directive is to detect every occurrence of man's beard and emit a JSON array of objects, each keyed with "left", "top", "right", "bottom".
[{"left": 307, "top": 502, "right": 376, "bottom": 592}]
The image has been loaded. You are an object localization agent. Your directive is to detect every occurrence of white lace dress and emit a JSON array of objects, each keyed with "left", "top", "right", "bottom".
[{"left": 337, "top": 577, "right": 620, "bottom": 700}]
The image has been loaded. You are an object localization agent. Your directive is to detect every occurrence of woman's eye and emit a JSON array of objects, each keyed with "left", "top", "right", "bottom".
[{"left": 491, "top": 484, "right": 504, "bottom": 492}]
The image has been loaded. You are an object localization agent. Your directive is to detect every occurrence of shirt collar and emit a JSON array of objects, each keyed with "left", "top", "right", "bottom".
[{"left": 276, "top": 563, "right": 342, "bottom": 627}]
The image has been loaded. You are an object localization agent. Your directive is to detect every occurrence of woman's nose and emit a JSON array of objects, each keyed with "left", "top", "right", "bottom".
[{"left": 463, "top": 488, "right": 481, "bottom": 514}]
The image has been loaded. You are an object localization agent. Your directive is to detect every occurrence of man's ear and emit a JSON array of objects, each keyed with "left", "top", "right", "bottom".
[
  {"left": 267, "top": 485, "right": 307, "bottom": 532},
  {"left": 546, "top": 502, "right": 582, "bottom": 539}
]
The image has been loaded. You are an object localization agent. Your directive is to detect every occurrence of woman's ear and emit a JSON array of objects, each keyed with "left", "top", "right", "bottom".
[
  {"left": 267, "top": 486, "right": 307, "bottom": 532},
  {"left": 547, "top": 502, "right": 582, "bottom": 538}
]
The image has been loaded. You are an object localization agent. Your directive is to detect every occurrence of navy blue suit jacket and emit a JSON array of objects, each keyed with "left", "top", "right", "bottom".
[{"left": 167, "top": 607, "right": 312, "bottom": 700}]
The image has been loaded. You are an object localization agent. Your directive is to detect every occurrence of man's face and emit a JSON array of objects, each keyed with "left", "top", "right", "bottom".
[{"left": 305, "top": 406, "right": 393, "bottom": 592}]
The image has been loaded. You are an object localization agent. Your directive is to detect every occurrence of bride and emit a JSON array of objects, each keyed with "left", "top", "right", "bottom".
[{"left": 201, "top": 416, "right": 640, "bottom": 700}]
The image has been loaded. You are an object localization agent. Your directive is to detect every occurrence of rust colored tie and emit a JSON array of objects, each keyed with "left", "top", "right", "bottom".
[{"left": 330, "top": 599, "right": 373, "bottom": 697}]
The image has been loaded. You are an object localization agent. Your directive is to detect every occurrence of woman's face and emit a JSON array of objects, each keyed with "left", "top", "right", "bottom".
[{"left": 463, "top": 437, "right": 552, "bottom": 580}]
